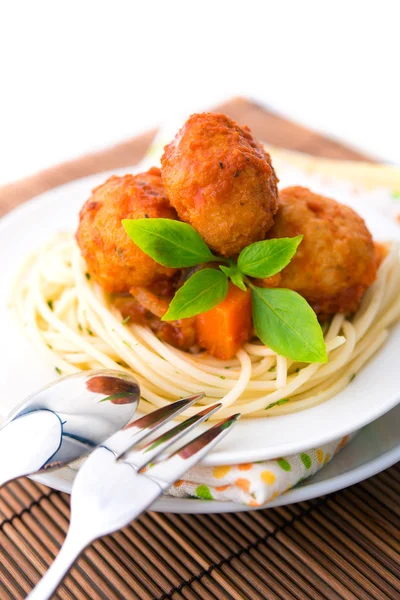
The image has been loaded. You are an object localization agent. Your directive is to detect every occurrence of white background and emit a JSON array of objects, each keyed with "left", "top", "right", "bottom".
[{"left": 0, "top": 1, "right": 398, "bottom": 187}]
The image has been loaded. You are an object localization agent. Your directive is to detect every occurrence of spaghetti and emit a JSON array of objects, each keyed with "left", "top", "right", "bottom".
[{"left": 11, "top": 234, "right": 400, "bottom": 420}]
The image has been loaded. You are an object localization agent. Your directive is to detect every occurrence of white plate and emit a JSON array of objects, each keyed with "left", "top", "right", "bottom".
[
  {"left": 1, "top": 167, "right": 400, "bottom": 466},
  {"left": 32, "top": 401, "right": 400, "bottom": 512}
]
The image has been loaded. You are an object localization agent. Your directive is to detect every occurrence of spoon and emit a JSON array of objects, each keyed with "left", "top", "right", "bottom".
[{"left": 0, "top": 369, "right": 140, "bottom": 487}]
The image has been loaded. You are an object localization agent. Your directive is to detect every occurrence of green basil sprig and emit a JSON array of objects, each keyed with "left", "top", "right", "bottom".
[
  {"left": 122, "top": 219, "right": 216, "bottom": 267},
  {"left": 124, "top": 218, "right": 327, "bottom": 363},
  {"left": 219, "top": 263, "right": 246, "bottom": 291},
  {"left": 250, "top": 286, "right": 327, "bottom": 363},
  {"left": 163, "top": 269, "right": 228, "bottom": 320},
  {"left": 238, "top": 236, "right": 303, "bottom": 278}
]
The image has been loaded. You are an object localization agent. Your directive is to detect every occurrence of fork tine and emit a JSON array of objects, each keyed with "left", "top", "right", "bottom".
[
  {"left": 121, "top": 403, "right": 221, "bottom": 470},
  {"left": 144, "top": 413, "right": 241, "bottom": 490},
  {"left": 127, "top": 394, "right": 204, "bottom": 432},
  {"left": 104, "top": 393, "right": 204, "bottom": 457}
]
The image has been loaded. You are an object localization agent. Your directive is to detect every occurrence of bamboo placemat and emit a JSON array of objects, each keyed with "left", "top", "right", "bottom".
[{"left": 0, "top": 98, "right": 399, "bottom": 599}]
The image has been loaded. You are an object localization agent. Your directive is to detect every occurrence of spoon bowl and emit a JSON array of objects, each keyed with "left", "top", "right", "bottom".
[{"left": 0, "top": 369, "right": 140, "bottom": 486}]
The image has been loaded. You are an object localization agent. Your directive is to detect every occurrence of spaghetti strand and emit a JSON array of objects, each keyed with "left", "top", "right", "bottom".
[{"left": 10, "top": 235, "right": 400, "bottom": 420}]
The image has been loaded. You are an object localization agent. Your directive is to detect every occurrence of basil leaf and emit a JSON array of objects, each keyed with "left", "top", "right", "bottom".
[
  {"left": 251, "top": 286, "right": 327, "bottom": 363},
  {"left": 219, "top": 264, "right": 247, "bottom": 291},
  {"left": 162, "top": 269, "right": 228, "bottom": 320},
  {"left": 122, "top": 218, "right": 216, "bottom": 268},
  {"left": 238, "top": 236, "right": 303, "bottom": 278}
]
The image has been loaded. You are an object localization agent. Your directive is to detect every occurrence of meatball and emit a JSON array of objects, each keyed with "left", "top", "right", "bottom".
[
  {"left": 161, "top": 112, "right": 278, "bottom": 256},
  {"left": 76, "top": 167, "right": 178, "bottom": 293},
  {"left": 262, "top": 187, "right": 377, "bottom": 317}
]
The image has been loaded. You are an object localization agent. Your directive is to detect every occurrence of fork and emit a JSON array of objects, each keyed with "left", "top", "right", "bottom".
[{"left": 28, "top": 395, "right": 240, "bottom": 599}]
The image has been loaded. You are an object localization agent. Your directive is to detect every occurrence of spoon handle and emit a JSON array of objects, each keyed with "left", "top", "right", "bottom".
[{"left": 0, "top": 410, "right": 62, "bottom": 488}]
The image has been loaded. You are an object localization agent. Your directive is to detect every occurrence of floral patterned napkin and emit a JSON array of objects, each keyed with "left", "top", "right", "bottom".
[{"left": 139, "top": 123, "right": 400, "bottom": 506}]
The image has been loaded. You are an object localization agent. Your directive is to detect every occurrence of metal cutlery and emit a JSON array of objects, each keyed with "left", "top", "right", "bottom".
[
  {"left": 27, "top": 397, "right": 239, "bottom": 599},
  {"left": 0, "top": 370, "right": 139, "bottom": 487}
]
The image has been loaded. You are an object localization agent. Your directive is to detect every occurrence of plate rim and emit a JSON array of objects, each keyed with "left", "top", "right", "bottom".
[
  {"left": 31, "top": 436, "right": 400, "bottom": 513},
  {"left": 1, "top": 168, "right": 400, "bottom": 465}
]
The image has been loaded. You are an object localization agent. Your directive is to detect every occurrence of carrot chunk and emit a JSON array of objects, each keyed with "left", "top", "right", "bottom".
[{"left": 196, "top": 283, "right": 252, "bottom": 360}]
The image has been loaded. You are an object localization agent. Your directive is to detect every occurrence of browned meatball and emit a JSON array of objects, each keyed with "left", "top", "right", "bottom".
[
  {"left": 76, "top": 167, "right": 178, "bottom": 293},
  {"left": 161, "top": 112, "right": 278, "bottom": 256},
  {"left": 260, "top": 187, "right": 377, "bottom": 317}
]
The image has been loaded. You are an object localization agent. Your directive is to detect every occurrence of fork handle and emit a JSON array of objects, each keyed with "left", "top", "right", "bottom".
[{"left": 27, "top": 533, "right": 85, "bottom": 600}]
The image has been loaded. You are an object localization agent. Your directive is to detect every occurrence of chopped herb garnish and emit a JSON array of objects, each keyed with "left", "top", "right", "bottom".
[
  {"left": 85, "top": 272, "right": 91, "bottom": 280},
  {"left": 349, "top": 373, "right": 356, "bottom": 382},
  {"left": 224, "top": 366, "right": 231, "bottom": 369},
  {"left": 123, "top": 340, "right": 132, "bottom": 348},
  {"left": 123, "top": 217, "right": 326, "bottom": 363},
  {"left": 78, "top": 323, "right": 83, "bottom": 331},
  {"left": 122, "top": 316, "right": 131, "bottom": 325},
  {"left": 86, "top": 328, "right": 93, "bottom": 336},
  {"left": 47, "top": 300, "right": 53, "bottom": 310},
  {"left": 55, "top": 367, "right": 62, "bottom": 375},
  {"left": 220, "top": 375, "right": 226, "bottom": 379},
  {"left": 295, "top": 367, "right": 300, "bottom": 373},
  {"left": 47, "top": 344, "right": 53, "bottom": 349},
  {"left": 265, "top": 398, "right": 290, "bottom": 410},
  {"left": 277, "top": 398, "right": 290, "bottom": 405}
]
